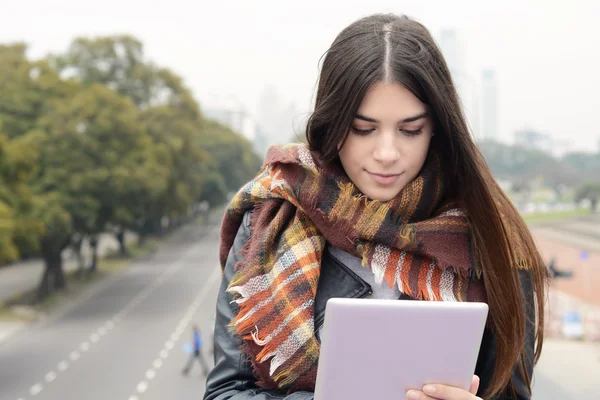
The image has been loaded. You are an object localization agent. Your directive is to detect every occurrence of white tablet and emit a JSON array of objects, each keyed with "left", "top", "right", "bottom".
[{"left": 314, "top": 298, "right": 489, "bottom": 400}]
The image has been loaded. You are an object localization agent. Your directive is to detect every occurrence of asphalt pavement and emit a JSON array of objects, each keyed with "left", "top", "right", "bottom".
[{"left": 0, "top": 216, "right": 221, "bottom": 400}]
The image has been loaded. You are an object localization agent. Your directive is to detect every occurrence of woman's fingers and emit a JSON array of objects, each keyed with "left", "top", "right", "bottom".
[
  {"left": 406, "top": 382, "right": 483, "bottom": 399},
  {"left": 406, "top": 389, "right": 437, "bottom": 400},
  {"left": 469, "top": 375, "right": 480, "bottom": 395},
  {"left": 406, "top": 376, "right": 482, "bottom": 400}
]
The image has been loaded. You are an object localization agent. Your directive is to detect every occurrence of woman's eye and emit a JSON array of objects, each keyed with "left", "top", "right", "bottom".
[
  {"left": 350, "top": 127, "right": 374, "bottom": 136},
  {"left": 402, "top": 128, "right": 423, "bottom": 136}
]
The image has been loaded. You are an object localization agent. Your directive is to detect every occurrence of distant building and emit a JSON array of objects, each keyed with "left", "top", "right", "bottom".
[
  {"left": 481, "top": 69, "right": 498, "bottom": 141},
  {"left": 203, "top": 108, "right": 256, "bottom": 141},
  {"left": 252, "top": 125, "right": 270, "bottom": 159},
  {"left": 438, "top": 29, "right": 465, "bottom": 100},
  {"left": 438, "top": 29, "right": 482, "bottom": 140},
  {"left": 256, "top": 84, "right": 303, "bottom": 148}
]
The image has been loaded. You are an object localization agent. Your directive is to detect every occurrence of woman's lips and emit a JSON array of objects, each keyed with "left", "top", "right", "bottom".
[{"left": 366, "top": 171, "right": 403, "bottom": 185}]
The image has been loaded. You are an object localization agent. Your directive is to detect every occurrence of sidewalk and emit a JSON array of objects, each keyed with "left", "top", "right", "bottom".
[
  {"left": 533, "top": 339, "right": 600, "bottom": 398},
  {"left": 0, "top": 232, "right": 137, "bottom": 305}
]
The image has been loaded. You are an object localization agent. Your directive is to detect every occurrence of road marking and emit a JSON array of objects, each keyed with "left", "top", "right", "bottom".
[
  {"left": 45, "top": 371, "right": 57, "bottom": 383},
  {"left": 146, "top": 369, "right": 156, "bottom": 380},
  {"left": 16, "top": 238, "right": 209, "bottom": 400},
  {"left": 136, "top": 381, "right": 148, "bottom": 393},
  {"left": 126, "top": 267, "right": 221, "bottom": 400},
  {"left": 29, "top": 383, "right": 43, "bottom": 396}
]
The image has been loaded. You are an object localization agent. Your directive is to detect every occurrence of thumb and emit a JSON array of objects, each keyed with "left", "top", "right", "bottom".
[{"left": 470, "top": 375, "right": 480, "bottom": 395}]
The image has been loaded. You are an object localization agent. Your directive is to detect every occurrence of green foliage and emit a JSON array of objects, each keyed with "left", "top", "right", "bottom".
[
  {"left": 199, "top": 119, "right": 263, "bottom": 192},
  {"left": 575, "top": 183, "right": 600, "bottom": 212},
  {"left": 562, "top": 152, "right": 600, "bottom": 174},
  {"left": 0, "top": 34, "right": 262, "bottom": 288},
  {"left": 0, "top": 131, "right": 43, "bottom": 263},
  {"left": 198, "top": 172, "right": 228, "bottom": 209},
  {"left": 479, "top": 139, "right": 598, "bottom": 188}
]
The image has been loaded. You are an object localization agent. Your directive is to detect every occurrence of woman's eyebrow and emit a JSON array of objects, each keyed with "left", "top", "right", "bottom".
[{"left": 354, "top": 112, "right": 428, "bottom": 124}]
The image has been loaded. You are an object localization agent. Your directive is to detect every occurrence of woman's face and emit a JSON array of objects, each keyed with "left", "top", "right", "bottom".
[{"left": 338, "top": 81, "right": 433, "bottom": 202}]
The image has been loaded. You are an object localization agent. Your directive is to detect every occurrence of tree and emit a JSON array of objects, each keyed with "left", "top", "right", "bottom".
[
  {"left": 36, "top": 83, "right": 166, "bottom": 265},
  {"left": 198, "top": 172, "right": 228, "bottom": 210},
  {"left": 575, "top": 183, "right": 600, "bottom": 212},
  {"left": 478, "top": 139, "right": 593, "bottom": 188},
  {"left": 140, "top": 106, "right": 209, "bottom": 229},
  {"left": 1, "top": 37, "right": 265, "bottom": 305},
  {"left": 562, "top": 152, "right": 600, "bottom": 176},
  {"left": 54, "top": 35, "right": 208, "bottom": 237},
  {"left": 0, "top": 131, "right": 43, "bottom": 264},
  {"left": 0, "top": 44, "right": 70, "bottom": 140},
  {"left": 198, "top": 120, "right": 263, "bottom": 193}
]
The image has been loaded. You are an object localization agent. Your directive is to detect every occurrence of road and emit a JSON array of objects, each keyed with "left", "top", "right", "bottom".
[
  {"left": 0, "top": 211, "right": 599, "bottom": 400},
  {"left": 0, "top": 216, "right": 221, "bottom": 400}
]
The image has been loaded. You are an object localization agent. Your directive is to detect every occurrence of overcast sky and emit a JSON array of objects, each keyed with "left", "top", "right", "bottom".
[{"left": 2, "top": 0, "right": 599, "bottom": 152}]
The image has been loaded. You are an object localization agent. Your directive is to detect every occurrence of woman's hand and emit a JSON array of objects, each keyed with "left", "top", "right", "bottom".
[{"left": 406, "top": 375, "right": 483, "bottom": 400}]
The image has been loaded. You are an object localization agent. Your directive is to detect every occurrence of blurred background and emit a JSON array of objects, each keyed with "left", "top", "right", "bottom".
[{"left": 0, "top": 0, "right": 599, "bottom": 399}]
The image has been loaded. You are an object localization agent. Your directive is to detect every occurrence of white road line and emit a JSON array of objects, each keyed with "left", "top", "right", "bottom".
[
  {"left": 146, "top": 369, "right": 156, "bottom": 380},
  {"left": 136, "top": 381, "right": 148, "bottom": 393},
  {"left": 17, "top": 242, "right": 205, "bottom": 400},
  {"left": 45, "top": 371, "right": 57, "bottom": 383},
  {"left": 29, "top": 383, "right": 43, "bottom": 396},
  {"left": 126, "top": 267, "right": 221, "bottom": 399}
]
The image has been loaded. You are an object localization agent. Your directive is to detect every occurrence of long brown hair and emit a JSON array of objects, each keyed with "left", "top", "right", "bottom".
[{"left": 306, "top": 14, "right": 546, "bottom": 398}]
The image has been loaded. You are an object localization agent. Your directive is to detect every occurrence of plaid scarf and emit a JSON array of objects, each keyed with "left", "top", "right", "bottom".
[{"left": 219, "top": 143, "right": 486, "bottom": 392}]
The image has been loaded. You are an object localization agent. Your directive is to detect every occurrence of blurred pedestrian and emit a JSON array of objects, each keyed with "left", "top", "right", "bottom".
[{"left": 182, "top": 325, "right": 209, "bottom": 377}]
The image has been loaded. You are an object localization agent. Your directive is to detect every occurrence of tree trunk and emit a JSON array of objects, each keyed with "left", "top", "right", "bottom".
[
  {"left": 72, "top": 236, "right": 85, "bottom": 279},
  {"left": 37, "top": 248, "right": 66, "bottom": 303},
  {"left": 138, "top": 232, "right": 147, "bottom": 247},
  {"left": 591, "top": 198, "right": 598, "bottom": 213},
  {"left": 89, "top": 235, "right": 99, "bottom": 274},
  {"left": 116, "top": 228, "right": 127, "bottom": 257}
]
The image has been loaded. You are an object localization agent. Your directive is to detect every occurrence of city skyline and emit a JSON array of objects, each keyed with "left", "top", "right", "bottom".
[{"left": 2, "top": 0, "right": 599, "bottom": 153}]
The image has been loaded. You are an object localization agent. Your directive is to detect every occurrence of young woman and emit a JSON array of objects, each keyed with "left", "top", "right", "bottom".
[{"left": 205, "top": 13, "right": 546, "bottom": 400}]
